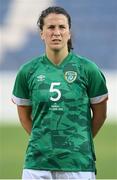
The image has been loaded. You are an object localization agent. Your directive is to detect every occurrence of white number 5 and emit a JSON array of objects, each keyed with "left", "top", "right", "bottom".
[{"left": 50, "top": 82, "right": 61, "bottom": 102}]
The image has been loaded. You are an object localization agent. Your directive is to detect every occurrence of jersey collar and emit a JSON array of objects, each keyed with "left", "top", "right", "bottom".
[{"left": 43, "top": 52, "right": 73, "bottom": 68}]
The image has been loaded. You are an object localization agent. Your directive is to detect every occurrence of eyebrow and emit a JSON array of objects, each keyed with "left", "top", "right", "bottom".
[{"left": 47, "top": 24, "right": 66, "bottom": 28}]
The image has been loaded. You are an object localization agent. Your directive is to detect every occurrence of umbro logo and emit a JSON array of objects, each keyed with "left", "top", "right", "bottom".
[{"left": 37, "top": 75, "right": 45, "bottom": 81}]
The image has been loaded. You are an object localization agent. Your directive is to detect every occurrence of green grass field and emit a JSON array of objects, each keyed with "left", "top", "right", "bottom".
[{"left": 0, "top": 121, "right": 117, "bottom": 179}]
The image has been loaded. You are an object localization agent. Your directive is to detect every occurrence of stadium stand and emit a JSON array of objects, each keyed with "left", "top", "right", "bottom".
[{"left": 0, "top": 0, "right": 117, "bottom": 70}]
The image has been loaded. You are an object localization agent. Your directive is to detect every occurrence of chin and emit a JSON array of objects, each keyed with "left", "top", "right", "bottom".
[{"left": 51, "top": 46, "right": 62, "bottom": 51}]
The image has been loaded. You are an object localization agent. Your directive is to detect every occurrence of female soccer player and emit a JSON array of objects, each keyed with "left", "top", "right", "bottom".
[{"left": 12, "top": 6, "right": 108, "bottom": 179}]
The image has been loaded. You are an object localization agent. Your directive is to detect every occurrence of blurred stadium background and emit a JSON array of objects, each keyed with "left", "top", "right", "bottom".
[{"left": 0, "top": 0, "right": 117, "bottom": 179}]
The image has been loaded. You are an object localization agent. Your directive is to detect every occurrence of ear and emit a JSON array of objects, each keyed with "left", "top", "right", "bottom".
[
  {"left": 69, "top": 30, "right": 71, "bottom": 40},
  {"left": 40, "top": 30, "right": 44, "bottom": 40}
]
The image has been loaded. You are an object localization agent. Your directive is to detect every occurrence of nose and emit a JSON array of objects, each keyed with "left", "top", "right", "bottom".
[{"left": 53, "top": 27, "right": 60, "bottom": 36}]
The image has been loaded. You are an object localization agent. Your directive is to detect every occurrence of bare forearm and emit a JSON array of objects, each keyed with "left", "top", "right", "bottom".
[
  {"left": 20, "top": 117, "right": 32, "bottom": 134},
  {"left": 91, "top": 101, "right": 107, "bottom": 138},
  {"left": 92, "top": 116, "right": 106, "bottom": 138},
  {"left": 17, "top": 106, "right": 32, "bottom": 135}
]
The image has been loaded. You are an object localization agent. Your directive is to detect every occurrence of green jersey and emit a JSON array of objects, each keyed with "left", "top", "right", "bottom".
[{"left": 12, "top": 52, "right": 108, "bottom": 172}]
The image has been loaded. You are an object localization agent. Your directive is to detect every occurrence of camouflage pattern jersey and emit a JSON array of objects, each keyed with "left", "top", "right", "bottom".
[{"left": 12, "top": 52, "right": 108, "bottom": 172}]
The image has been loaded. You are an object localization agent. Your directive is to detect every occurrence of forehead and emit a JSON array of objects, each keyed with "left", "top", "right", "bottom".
[{"left": 43, "top": 13, "right": 69, "bottom": 26}]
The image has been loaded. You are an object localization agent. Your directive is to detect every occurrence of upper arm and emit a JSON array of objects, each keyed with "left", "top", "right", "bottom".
[
  {"left": 17, "top": 105, "right": 32, "bottom": 134},
  {"left": 86, "top": 61, "right": 108, "bottom": 104},
  {"left": 12, "top": 65, "right": 33, "bottom": 134},
  {"left": 91, "top": 100, "right": 107, "bottom": 137},
  {"left": 17, "top": 105, "right": 32, "bottom": 121},
  {"left": 91, "top": 100, "right": 107, "bottom": 119},
  {"left": 12, "top": 65, "right": 31, "bottom": 106}
]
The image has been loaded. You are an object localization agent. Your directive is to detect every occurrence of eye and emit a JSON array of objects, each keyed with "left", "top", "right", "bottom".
[
  {"left": 48, "top": 25, "right": 55, "bottom": 29},
  {"left": 59, "top": 25, "right": 66, "bottom": 29}
]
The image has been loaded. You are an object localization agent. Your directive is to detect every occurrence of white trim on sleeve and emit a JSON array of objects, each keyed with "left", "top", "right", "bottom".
[
  {"left": 90, "top": 93, "right": 108, "bottom": 104},
  {"left": 12, "top": 94, "right": 32, "bottom": 106}
]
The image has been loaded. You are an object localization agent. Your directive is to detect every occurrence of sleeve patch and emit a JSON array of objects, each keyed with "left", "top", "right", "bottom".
[
  {"left": 12, "top": 95, "right": 32, "bottom": 106},
  {"left": 90, "top": 93, "right": 108, "bottom": 104}
]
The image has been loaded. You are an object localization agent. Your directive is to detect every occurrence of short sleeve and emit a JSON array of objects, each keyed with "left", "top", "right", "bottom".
[
  {"left": 12, "top": 67, "right": 32, "bottom": 106},
  {"left": 87, "top": 63, "right": 108, "bottom": 104}
]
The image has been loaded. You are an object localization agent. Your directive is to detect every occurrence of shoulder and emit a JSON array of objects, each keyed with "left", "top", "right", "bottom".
[
  {"left": 71, "top": 53, "right": 101, "bottom": 74},
  {"left": 17, "top": 55, "right": 44, "bottom": 77},
  {"left": 73, "top": 53, "right": 98, "bottom": 68},
  {"left": 20, "top": 55, "right": 43, "bottom": 71}
]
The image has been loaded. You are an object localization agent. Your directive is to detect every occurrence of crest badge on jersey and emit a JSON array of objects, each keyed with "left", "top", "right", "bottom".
[{"left": 64, "top": 71, "right": 77, "bottom": 83}]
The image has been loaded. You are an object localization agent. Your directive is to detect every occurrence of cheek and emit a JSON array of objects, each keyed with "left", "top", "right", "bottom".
[
  {"left": 64, "top": 32, "right": 71, "bottom": 40},
  {"left": 43, "top": 32, "right": 51, "bottom": 42},
  {"left": 41, "top": 30, "right": 50, "bottom": 40}
]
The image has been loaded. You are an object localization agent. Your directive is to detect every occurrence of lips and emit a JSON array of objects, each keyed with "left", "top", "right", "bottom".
[
  {"left": 52, "top": 39, "right": 61, "bottom": 42},
  {"left": 51, "top": 39, "right": 61, "bottom": 45}
]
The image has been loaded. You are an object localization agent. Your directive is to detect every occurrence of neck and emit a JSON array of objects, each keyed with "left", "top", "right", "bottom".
[{"left": 46, "top": 48, "right": 69, "bottom": 65}]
